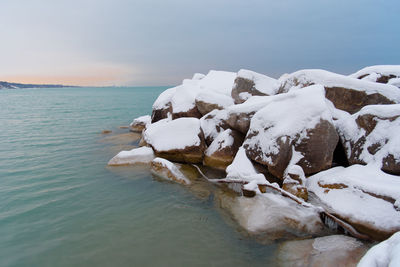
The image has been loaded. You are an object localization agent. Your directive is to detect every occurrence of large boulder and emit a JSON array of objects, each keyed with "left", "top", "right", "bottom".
[
  {"left": 243, "top": 85, "right": 338, "bottom": 179},
  {"left": 335, "top": 104, "right": 400, "bottom": 175},
  {"left": 108, "top": 147, "right": 155, "bottom": 166},
  {"left": 195, "top": 90, "right": 234, "bottom": 116},
  {"left": 143, "top": 118, "right": 206, "bottom": 164},
  {"left": 151, "top": 87, "right": 176, "bottom": 123},
  {"left": 350, "top": 65, "right": 400, "bottom": 87},
  {"left": 231, "top": 69, "right": 279, "bottom": 104},
  {"left": 279, "top": 69, "right": 400, "bottom": 114},
  {"left": 307, "top": 164, "right": 400, "bottom": 241},
  {"left": 200, "top": 109, "right": 230, "bottom": 146},
  {"left": 203, "top": 129, "right": 244, "bottom": 170}
]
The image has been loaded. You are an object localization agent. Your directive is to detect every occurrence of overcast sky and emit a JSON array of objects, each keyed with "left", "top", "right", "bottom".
[{"left": 0, "top": 0, "right": 399, "bottom": 86}]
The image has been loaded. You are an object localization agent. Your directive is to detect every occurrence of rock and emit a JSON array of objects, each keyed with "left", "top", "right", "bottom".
[
  {"left": 307, "top": 164, "right": 400, "bottom": 241},
  {"left": 129, "top": 115, "right": 151, "bottom": 132},
  {"left": 350, "top": 65, "right": 400, "bottom": 87},
  {"left": 279, "top": 69, "right": 400, "bottom": 114},
  {"left": 143, "top": 118, "right": 206, "bottom": 164},
  {"left": 151, "top": 87, "right": 176, "bottom": 123},
  {"left": 216, "top": 191, "right": 325, "bottom": 241},
  {"left": 151, "top": 157, "right": 191, "bottom": 185},
  {"left": 108, "top": 147, "right": 155, "bottom": 166},
  {"left": 226, "top": 147, "right": 264, "bottom": 181},
  {"left": 203, "top": 129, "right": 244, "bottom": 170},
  {"left": 335, "top": 104, "right": 400, "bottom": 175},
  {"left": 283, "top": 165, "right": 308, "bottom": 201},
  {"left": 358, "top": 231, "right": 400, "bottom": 267},
  {"left": 200, "top": 109, "right": 230, "bottom": 146},
  {"left": 277, "top": 235, "right": 369, "bottom": 267},
  {"left": 243, "top": 85, "right": 338, "bottom": 179},
  {"left": 231, "top": 69, "right": 279, "bottom": 104},
  {"left": 195, "top": 91, "right": 234, "bottom": 116},
  {"left": 101, "top": 130, "right": 112, "bottom": 134}
]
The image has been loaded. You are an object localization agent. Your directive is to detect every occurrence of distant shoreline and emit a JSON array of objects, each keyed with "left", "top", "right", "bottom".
[{"left": 0, "top": 81, "right": 79, "bottom": 89}]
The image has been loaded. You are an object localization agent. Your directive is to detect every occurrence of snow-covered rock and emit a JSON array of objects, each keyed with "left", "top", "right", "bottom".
[
  {"left": 217, "top": 191, "right": 325, "bottom": 240},
  {"left": 151, "top": 157, "right": 191, "bottom": 185},
  {"left": 307, "top": 164, "right": 400, "bottom": 240},
  {"left": 200, "top": 109, "right": 230, "bottom": 146},
  {"left": 350, "top": 65, "right": 400, "bottom": 86},
  {"left": 226, "top": 147, "right": 262, "bottom": 181},
  {"left": 203, "top": 129, "right": 244, "bottom": 170},
  {"left": 151, "top": 87, "right": 176, "bottom": 123},
  {"left": 108, "top": 147, "right": 155, "bottom": 166},
  {"left": 277, "top": 235, "right": 368, "bottom": 267},
  {"left": 282, "top": 164, "right": 308, "bottom": 201},
  {"left": 129, "top": 115, "right": 151, "bottom": 132},
  {"left": 335, "top": 104, "right": 400, "bottom": 175},
  {"left": 231, "top": 69, "right": 279, "bottom": 104},
  {"left": 358, "top": 231, "right": 400, "bottom": 267},
  {"left": 279, "top": 69, "right": 400, "bottom": 114},
  {"left": 195, "top": 90, "right": 234, "bottom": 116},
  {"left": 243, "top": 85, "right": 338, "bottom": 179},
  {"left": 143, "top": 118, "right": 205, "bottom": 163}
]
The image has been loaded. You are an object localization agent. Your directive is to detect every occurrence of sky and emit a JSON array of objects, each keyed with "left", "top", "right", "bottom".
[{"left": 0, "top": 0, "right": 399, "bottom": 86}]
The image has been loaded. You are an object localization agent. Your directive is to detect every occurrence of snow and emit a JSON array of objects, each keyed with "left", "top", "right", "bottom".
[
  {"left": 350, "top": 65, "right": 400, "bottom": 79},
  {"left": 279, "top": 69, "right": 400, "bottom": 102},
  {"left": 389, "top": 78, "right": 400, "bottom": 87},
  {"left": 130, "top": 115, "right": 151, "bottom": 127},
  {"left": 205, "top": 129, "right": 234, "bottom": 156},
  {"left": 108, "top": 147, "right": 154, "bottom": 165},
  {"left": 192, "top": 73, "right": 205, "bottom": 80},
  {"left": 238, "top": 92, "right": 252, "bottom": 101},
  {"left": 152, "top": 87, "right": 176, "bottom": 109},
  {"left": 335, "top": 104, "right": 400, "bottom": 167},
  {"left": 226, "top": 147, "right": 261, "bottom": 181},
  {"left": 199, "top": 70, "right": 237, "bottom": 95},
  {"left": 243, "top": 85, "right": 333, "bottom": 162},
  {"left": 237, "top": 69, "right": 280, "bottom": 95},
  {"left": 195, "top": 90, "right": 234, "bottom": 109},
  {"left": 144, "top": 118, "right": 202, "bottom": 151},
  {"left": 227, "top": 95, "right": 272, "bottom": 115},
  {"left": 307, "top": 164, "right": 400, "bottom": 231},
  {"left": 358, "top": 231, "right": 400, "bottom": 267},
  {"left": 200, "top": 109, "right": 229, "bottom": 143},
  {"left": 151, "top": 157, "right": 191, "bottom": 185}
]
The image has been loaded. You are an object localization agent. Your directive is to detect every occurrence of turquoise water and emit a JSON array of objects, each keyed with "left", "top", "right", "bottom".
[{"left": 0, "top": 87, "right": 277, "bottom": 266}]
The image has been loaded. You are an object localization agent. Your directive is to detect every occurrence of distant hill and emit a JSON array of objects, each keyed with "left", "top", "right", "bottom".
[{"left": 0, "top": 81, "right": 79, "bottom": 89}]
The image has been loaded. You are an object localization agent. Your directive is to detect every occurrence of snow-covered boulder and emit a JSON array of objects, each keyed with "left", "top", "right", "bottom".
[
  {"left": 225, "top": 95, "right": 273, "bottom": 134},
  {"left": 231, "top": 69, "right": 279, "bottom": 104},
  {"left": 358, "top": 231, "right": 400, "bottom": 267},
  {"left": 203, "top": 129, "right": 244, "bottom": 170},
  {"left": 226, "top": 147, "right": 262, "bottom": 180},
  {"left": 108, "top": 147, "right": 155, "bottom": 166},
  {"left": 129, "top": 115, "right": 151, "bottom": 132},
  {"left": 335, "top": 104, "right": 400, "bottom": 175},
  {"left": 200, "top": 109, "right": 230, "bottom": 146},
  {"left": 277, "top": 235, "right": 368, "bottom": 267},
  {"left": 350, "top": 65, "right": 400, "bottom": 87},
  {"left": 217, "top": 190, "right": 325, "bottom": 240},
  {"left": 194, "top": 90, "right": 234, "bottom": 116},
  {"left": 143, "top": 118, "right": 206, "bottom": 164},
  {"left": 282, "top": 165, "right": 308, "bottom": 201},
  {"left": 243, "top": 85, "right": 338, "bottom": 179},
  {"left": 151, "top": 87, "right": 175, "bottom": 123},
  {"left": 151, "top": 157, "right": 191, "bottom": 185},
  {"left": 279, "top": 69, "right": 400, "bottom": 114},
  {"left": 307, "top": 164, "right": 400, "bottom": 241}
]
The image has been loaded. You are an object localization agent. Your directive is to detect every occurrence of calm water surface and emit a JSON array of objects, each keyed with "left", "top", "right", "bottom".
[{"left": 0, "top": 87, "right": 277, "bottom": 266}]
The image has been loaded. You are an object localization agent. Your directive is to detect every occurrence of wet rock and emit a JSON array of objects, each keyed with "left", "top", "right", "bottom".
[
  {"left": 101, "top": 130, "right": 112, "bottom": 134},
  {"left": 151, "top": 158, "right": 191, "bottom": 185},
  {"left": 277, "top": 235, "right": 369, "bottom": 267},
  {"left": 203, "top": 129, "right": 244, "bottom": 170}
]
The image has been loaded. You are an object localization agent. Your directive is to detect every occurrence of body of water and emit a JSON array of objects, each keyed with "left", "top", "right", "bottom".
[{"left": 0, "top": 87, "right": 277, "bottom": 266}]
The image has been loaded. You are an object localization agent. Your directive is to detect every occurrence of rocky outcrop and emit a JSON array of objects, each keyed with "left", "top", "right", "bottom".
[
  {"left": 151, "top": 87, "right": 176, "bottom": 123},
  {"left": 335, "top": 104, "right": 400, "bottom": 175},
  {"left": 279, "top": 69, "right": 400, "bottom": 114},
  {"left": 231, "top": 69, "right": 279, "bottom": 104},
  {"left": 243, "top": 85, "right": 338, "bottom": 179},
  {"left": 144, "top": 118, "right": 206, "bottom": 164},
  {"left": 203, "top": 129, "right": 244, "bottom": 170}
]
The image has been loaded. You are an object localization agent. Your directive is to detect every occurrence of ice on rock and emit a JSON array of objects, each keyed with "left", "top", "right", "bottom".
[{"left": 108, "top": 147, "right": 155, "bottom": 166}]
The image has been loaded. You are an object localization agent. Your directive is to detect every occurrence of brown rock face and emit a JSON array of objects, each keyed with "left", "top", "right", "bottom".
[
  {"left": 172, "top": 106, "right": 203, "bottom": 120},
  {"left": 203, "top": 129, "right": 244, "bottom": 170},
  {"left": 231, "top": 77, "right": 268, "bottom": 104},
  {"left": 195, "top": 100, "right": 224, "bottom": 116},
  {"left": 225, "top": 111, "right": 255, "bottom": 134},
  {"left": 325, "top": 87, "right": 394, "bottom": 114},
  {"left": 154, "top": 144, "right": 205, "bottom": 164},
  {"left": 200, "top": 110, "right": 230, "bottom": 146},
  {"left": 245, "top": 120, "right": 338, "bottom": 179},
  {"left": 151, "top": 103, "right": 172, "bottom": 123}
]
